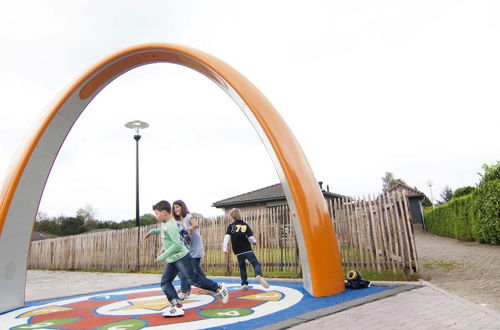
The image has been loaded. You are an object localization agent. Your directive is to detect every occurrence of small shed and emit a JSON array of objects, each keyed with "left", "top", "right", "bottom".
[{"left": 387, "top": 182, "right": 426, "bottom": 227}]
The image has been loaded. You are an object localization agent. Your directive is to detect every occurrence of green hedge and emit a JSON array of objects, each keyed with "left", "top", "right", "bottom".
[
  {"left": 475, "top": 179, "right": 500, "bottom": 244},
  {"left": 424, "top": 180, "right": 500, "bottom": 245},
  {"left": 425, "top": 194, "right": 478, "bottom": 241}
]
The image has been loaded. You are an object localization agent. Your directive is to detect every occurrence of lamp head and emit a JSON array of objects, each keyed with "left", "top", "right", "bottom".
[{"left": 125, "top": 120, "right": 149, "bottom": 135}]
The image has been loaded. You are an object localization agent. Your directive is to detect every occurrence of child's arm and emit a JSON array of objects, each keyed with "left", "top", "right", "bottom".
[
  {"left": 222, "top": 234, "right": 231, "bottom": 254},
  {"left": 145, "top": 228, "right": 161, "bottom": 239},
  {"left": 247, "top": 236, "right": 257, "bottom": 245},
  {"left": 187, "top": 216, "right": 199, "bottom": 233},
  {"left": 243, "top": 222, "right": 257, "bottom": 245}
]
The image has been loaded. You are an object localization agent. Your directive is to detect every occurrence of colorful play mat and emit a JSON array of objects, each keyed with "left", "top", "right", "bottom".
[{"left": 2, "top": 280, "right": 408, "bottom": 329}]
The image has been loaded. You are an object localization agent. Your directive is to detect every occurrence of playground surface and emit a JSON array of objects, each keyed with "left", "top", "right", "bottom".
[
  {"left": 2, "top": 270, "right": 500, "bottom": 329},
  {"left": 3, "top": 271, "right": 412, "bottom": 329}
]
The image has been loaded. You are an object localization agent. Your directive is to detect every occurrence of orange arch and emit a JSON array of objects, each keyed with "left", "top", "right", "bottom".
[{"left": 0, "top": 44, "right": 344, "bottom": 312}]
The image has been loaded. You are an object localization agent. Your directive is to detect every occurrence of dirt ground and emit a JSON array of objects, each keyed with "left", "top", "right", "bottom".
[{"left": 415, "top": 226, "right": 500, "bottom": 311}]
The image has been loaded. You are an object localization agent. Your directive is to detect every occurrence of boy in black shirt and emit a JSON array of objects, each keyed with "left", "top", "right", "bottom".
[{"left": 223, "top": 208, "right": 270, "bottom": 290}]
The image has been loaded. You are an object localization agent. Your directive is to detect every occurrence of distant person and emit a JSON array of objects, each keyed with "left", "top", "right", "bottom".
[
  {"left": 223, "top": 208, "right": 270, "bottom": 291},
  {"left": 172, "top": 200, "right": 207, "bottom": 300},
  {"left": 145, "top": 200, "right": 229, "bottom": 317}
]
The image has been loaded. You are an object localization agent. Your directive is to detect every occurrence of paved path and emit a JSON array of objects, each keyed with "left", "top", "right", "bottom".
[
  {"left": 414, "top": 227, "right": 500, "bottom": 311},
  {"left": 290, "top": 227, "right": 500, "bottom": 329},
  {"left": 290, "top": 281, "right": 500, "bottom": 330}
]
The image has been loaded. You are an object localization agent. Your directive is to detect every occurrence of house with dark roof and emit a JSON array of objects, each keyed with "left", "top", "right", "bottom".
[
  {"left": 387, "top": 182, "right": 426, "bottom": 226},
  {"left": 31, "top": 231, "right": 57, "bottom": 241},
  {"left": 212, "top": 182, "right": 344, "bottom": 212}
]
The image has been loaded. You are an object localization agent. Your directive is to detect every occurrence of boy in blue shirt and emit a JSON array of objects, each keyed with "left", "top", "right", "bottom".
[{"left": 146, "top": 200, "right": 229, "bottom": 317}]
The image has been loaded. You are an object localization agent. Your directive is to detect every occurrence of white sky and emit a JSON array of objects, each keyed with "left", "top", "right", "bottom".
[{"left": 0, "top": 1, "right": 498, "bottom": 221}]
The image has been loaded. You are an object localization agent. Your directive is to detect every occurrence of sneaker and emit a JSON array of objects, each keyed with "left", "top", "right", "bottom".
[
  {"left": 163, "top": 304, "right": 184, "bottom": 317},
  {"left": 217, "top": 283, "right": 229, "bottom": 304},
  {"left": 178, "top": 291, "right": 190, "bottom": 300},
  {"left": 240, "top": 284, "right": 249, "bottom": 291},
  {"left": 256, "top": 275, "right": 270, "bottom": 289}
]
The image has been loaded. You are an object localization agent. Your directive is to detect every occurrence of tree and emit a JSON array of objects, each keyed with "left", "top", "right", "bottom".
[
  {"left": 422, "top": 195, "right": 433, "bottom": 208},
  {"left": 453, "top": 186, "right": 476, "bottom": 199},
  {"left": 478, "top": 161, "right": 500, "bottom": 184},
  {"left": 439, "top": 186, "right": 454, "bottom": 204},
  {"left": 139, "top": 213, "right": 157, "bottom": 226},
  {"left": 56, "top": 215, "right": 86, "bottom": 236},
  {"left": 34, "top": 212, "right": 58, "bottom": 235},
  {"left": 35, "top": 219, "right": 58, "bottom": 235},
  {"left": 77, "top": 204, "right": 98, "bottom": 231},
  {"left": 381, "top": 172, "right": 407, "bottom": 193}
]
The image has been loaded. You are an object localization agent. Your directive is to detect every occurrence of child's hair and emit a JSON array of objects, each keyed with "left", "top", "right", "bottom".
[
  {"left": 228, "top": 208, "right": 242, "bottom": 221},
  {"left": 153, "top": 200, "right": 171, "bottom": 213},
  {"left": 172, "top": 200, "right": 190, "bottom": 220}
]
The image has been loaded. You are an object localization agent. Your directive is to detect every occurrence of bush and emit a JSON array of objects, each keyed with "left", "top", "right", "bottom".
[
  {"left": 425, "top": 161, "right": 500, "bottom": 245},
  {"left": 475, "top": 179, "right": 500, "bottom": 244},
  {"left": 453, "top": 186, "right": 476, "bottom": 199},
  {"left": 479, "top": 161, "right": 500, "bottom": 183},
  {"left": 425, "top": 194, "right": 478, "bottom": 241}
]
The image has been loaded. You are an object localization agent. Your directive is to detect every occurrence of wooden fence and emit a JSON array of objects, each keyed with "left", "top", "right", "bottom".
[{"left": 29, "top": 191, "right": 418, "bottom": 276}]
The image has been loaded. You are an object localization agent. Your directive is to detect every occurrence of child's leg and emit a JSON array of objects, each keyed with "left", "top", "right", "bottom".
[
  {"left": 177, "top": 254, "right": 218, "bottom": 293},
  {"left": 246, "top": 252, "right": 263, "bottom": 277},
  {"left": 247, "top": 252, "right": 269, "bottom": 289},
  {"left": 160, "top": 262, "right": 181, "bottom": 306},
  {"left": 191, "top": 257, "right": 207, "bottom": 282},
  {"left": 237, "top": 254, "right": 249, "bottom": 286},
  {"left": 178, "top": 269, "right": 190, "bottom": 294}
]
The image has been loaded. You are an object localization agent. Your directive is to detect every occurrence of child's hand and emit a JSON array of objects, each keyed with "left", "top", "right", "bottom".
[
  {"left": 145, "top": 232, "right": 151, "bottom": 239},
  {"left": 224, "top": 251, "right": 230, "bottom": 255},
  {"left": 157, "top": 249, "right": 164, "bottom": 258}
]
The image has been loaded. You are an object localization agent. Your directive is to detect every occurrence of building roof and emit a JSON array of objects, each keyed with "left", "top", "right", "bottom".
[
  {"left": 387, "top": 182, "right": 425, "bottom": 197},
  {"left": 212, "top": 182, "right": 345, "bottom": 208},
  {"left": 31, "top": 231, "right": 57, "bottom": 241}
]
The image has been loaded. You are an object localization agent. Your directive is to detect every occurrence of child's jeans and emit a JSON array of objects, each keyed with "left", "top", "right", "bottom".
[
  {"left": 160, "top": 254, "right": 218, "bottom": 305},
  {"left": 236, "top": 251, "right": 262, "bottom": 286},
  {"left": 178, "top": 257, "right": 206, "bottom": 293}
]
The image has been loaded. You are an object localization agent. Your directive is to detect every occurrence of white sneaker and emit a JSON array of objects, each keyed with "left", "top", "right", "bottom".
[
  {"left": 178, "top": 291, "right": 190, "bottom": 300},
  {"left": 256, "top": 275, "right": 270, "bottom": 289},
  {"left": 240, "top": 284, "right": 249, "bottom": 291},
  {"left": 163, "top": 305, "right": 184, "bottom": 317},
  {"left": 217, "top": 283, "right": 229, "bottom": 304}
]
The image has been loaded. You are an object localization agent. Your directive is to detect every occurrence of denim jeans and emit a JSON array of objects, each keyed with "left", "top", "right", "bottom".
[
  {"left": 178, "top": 257, "right": 207, "bottom": 293},
  {"left": 160, "top": 254, "right": 218, "bottom": 305},
  {"left": 237, "top": 251, "right": 262, "bottom": 286}
]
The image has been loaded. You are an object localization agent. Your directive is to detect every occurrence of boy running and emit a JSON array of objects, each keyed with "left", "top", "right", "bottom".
[
  {"left": 146, "top": 200, "right": 229, "bottom": 317},
  {"left": 223, "top": 208, "right": 270, "bottom": 290}
]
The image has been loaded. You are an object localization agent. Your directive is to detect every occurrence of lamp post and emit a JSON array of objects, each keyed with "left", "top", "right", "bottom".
[
  {"left": 426, "top": 180, "right": 435, "bottom": 208},
  {"left": 125, "top": 120, "right": 149, "bottom": 271}
]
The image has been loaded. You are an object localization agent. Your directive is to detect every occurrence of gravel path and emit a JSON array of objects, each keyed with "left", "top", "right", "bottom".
[{"left": 415, "top": 226, "right": 500, "bottom": 311}]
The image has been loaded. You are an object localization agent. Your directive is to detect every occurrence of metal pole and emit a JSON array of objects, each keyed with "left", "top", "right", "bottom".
[
  {"left": 134, "top": 135, "right": 141, "bottom": 226},
  {"left": 134, "top": 134, "right": 141, "bottom": 271}
]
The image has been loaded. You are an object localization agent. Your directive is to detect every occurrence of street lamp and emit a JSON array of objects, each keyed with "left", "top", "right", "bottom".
[
  {"left": 125, "top": 120, "right": 149, "bottom": 227},
  {"left": 125, "top": 120, "right": 149, "bottom": 272},
  {"left": 426, "top": 180, "right": 435, "bottom": 208}
]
